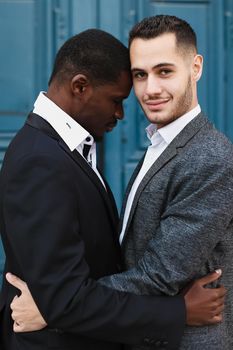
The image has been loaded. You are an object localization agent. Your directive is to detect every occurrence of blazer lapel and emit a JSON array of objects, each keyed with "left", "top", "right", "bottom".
[
  {"left": 121, "top": 113, "right": 209, "bottom": 245},
  {"left": 59, "top": 141, "right": 119, "bottom": 228},
  {"left": 26, "top": 113, "right": 118, "bottom": 229},
  {"left": 118, "top": 154, "right": 145, "bottom": 234}
]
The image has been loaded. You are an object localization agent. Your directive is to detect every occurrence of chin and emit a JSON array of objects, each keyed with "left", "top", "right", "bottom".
[{"left": 149, "top": 112, "right": 169, "bottom": 124}]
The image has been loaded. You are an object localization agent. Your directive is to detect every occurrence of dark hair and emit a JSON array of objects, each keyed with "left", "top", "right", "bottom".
[
  {"left": 129, "top": 15, "right": 197, "bottom": 52},
  {"left": 49, "top": 29, "right": 130, "bottom": 86}
]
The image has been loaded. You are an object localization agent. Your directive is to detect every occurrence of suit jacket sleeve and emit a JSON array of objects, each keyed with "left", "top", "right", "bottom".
[
  {"left": 3, "top": 152, "right": 185, "bottom": 348},
  {"left": 100, "top": 152, "right": 233, "bottom": 295}
]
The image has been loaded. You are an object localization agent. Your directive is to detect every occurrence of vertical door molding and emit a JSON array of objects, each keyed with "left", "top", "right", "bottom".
[{"left": 35, "top": 0, "right": 73, "bottom": 92}]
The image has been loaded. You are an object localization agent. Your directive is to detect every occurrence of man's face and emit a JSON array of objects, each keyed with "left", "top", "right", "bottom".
[
  {"left": 77, "top": 71, "right": 132, "bottom": 140},
  {"left": 130, "top": 33, "right": 202, "bottom": 128}
]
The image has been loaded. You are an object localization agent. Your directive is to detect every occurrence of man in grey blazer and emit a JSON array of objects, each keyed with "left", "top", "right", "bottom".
[
  {"left": 5, "top": 16, "right": 231, "bottom": 349},
  {"left": 100, "top": 15, "right": 233, "bottom": 349}
]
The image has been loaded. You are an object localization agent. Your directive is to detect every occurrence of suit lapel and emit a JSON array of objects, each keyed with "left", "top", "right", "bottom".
[
  {"left": 121, "top": 113, "right": 209, "bottom": 245},
  {"left": 26, "top": 113, "right": 118, "bottom": 229},
  {"left": 59, "top": 141, "right": 119, "bottom": 228},
  {"left": 118, "top": 154, "right": 145, "bottom": 233}
]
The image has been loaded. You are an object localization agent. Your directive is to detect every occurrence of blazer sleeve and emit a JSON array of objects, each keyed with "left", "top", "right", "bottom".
[
  {"left": 3, "top": 152, "right": 185, "bottom": 348},
  {"left": 100, "top": 154, "right": 233, "bottom": 295}
]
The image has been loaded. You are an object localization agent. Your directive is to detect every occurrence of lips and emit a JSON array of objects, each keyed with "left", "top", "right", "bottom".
[{"left": 145, "top": 98, "right": 169, "bottom": 110}]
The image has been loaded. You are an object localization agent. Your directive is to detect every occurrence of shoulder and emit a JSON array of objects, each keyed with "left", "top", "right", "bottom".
[
  {"left": 181, "top": 119, "right": 233, "bottom": 170},
  {"left": 6, "top": 123, "right": 73, "bottom": 169}
]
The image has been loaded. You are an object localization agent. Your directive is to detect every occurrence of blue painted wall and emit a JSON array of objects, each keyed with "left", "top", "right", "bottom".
[{"left": 0, "top": 0, "right": 232, "bottom": 284}]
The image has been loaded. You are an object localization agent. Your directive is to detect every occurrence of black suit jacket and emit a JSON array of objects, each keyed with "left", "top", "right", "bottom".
[{"left": 0, "top": 113, "right": 185, "bottom": 350}]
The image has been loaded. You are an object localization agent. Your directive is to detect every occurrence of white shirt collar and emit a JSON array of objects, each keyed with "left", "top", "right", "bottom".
[
  {"left": 33, "top": 91, "right": 93, "bottom": 151},
  {"left": 146, "top": 105, "right": 201, "bottom": 146}
]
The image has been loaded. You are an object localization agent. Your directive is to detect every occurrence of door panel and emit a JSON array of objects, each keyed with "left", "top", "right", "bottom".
[
  {"left": 0, "top": 1, "right": 35, "bottom": 115},
  {"left": 0, "top": 0, "right": 36, "bottom": 170}
]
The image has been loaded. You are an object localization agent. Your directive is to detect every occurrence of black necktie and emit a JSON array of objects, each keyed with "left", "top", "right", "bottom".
[{"left": 82, "top": 144, "right": 92, "bottom": 166}]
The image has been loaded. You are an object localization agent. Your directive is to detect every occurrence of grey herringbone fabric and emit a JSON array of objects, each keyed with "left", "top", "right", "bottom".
[{"left": 100, "top": 113, "right": 233, "bottom": 349}]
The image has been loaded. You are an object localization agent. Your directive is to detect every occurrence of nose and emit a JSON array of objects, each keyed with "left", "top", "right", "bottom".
[
  {"left": 145, "top": 75, "right": 162, "bottom": 96},
  {"left": 114, "top": 103, "right": 124, "bottom": 120}
]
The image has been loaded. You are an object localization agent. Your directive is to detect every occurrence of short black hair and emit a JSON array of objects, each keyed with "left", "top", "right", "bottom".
[
  {"left": 49, "top": 29, "right": 130, "bottom": 86},
  {"left": 129, "top": 15, "right": 197, "bottom": 52}
]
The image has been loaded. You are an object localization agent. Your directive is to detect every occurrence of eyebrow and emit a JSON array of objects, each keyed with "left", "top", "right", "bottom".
[{"left": 131, "top": 63, "right": 175, "bottom": 72}]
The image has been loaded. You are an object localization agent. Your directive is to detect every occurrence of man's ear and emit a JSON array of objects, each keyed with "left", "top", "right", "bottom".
[
  {"left": 192, "top": 54, "right": 203, "bottom": 82},
  {"left": 70, "top": 74, "right": 92, "bottom": 96}
]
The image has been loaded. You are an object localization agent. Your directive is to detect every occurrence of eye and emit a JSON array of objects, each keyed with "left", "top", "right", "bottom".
[
  {"left": 160, "top": 69, "right": 172, "bottom": 76},
  {"left": 132, "top": 71, "right": 146, "bottom": 80}
]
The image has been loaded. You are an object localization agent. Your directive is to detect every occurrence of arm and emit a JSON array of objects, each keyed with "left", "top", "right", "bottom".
[
  {"left": 6, "top": 269, "right": 225, "bottom": 332},
  {"left": 3, "top": 153, "right": 185, "bottom": 346}
]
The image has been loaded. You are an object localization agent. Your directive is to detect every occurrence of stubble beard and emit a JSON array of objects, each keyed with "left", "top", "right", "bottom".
[
  {"left": 170, "top": 76, "right": 193, "bottom": 123},
  {"left": 141, "top": 76, "right": 193, "bottom": 127}
]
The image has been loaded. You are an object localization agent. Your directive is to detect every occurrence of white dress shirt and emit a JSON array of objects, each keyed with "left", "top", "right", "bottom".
[
  {"left": 119, "top": 105, "right": 201, "bottom": 243},
  {"left": 33, "top": 92, "right": 105, "bottom": 187}
]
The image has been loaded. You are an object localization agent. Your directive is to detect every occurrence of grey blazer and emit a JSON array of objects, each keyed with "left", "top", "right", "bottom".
[{"left": 101, "top": 113, "right": 233, "bottom": 350}]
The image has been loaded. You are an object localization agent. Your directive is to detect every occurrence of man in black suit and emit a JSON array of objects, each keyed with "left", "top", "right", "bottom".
[{"left": 0, "top": 29, "right": 225, "bottom": 350}]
